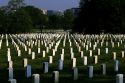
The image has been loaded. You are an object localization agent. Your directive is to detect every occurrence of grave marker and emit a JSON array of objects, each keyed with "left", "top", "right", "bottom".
[
  {"left": 25, "top": 65, "right": 32, "bottom": 78},
  {"left": 33, "top": 74, "right": 40, "bottom": 83},
  {"left": 53, "top": 71, "right": 59, "bottom": 83}
]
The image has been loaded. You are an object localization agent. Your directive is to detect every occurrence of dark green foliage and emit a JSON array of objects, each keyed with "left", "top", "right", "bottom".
[
  {"left": 10, "top": 9, "right": 33, "bottom": 33},
  {"left": 0, "top": 0, "right": 75, "bottom": 33},
  {"left": 8, "top": 0, "right": 25, "bottom": 11},
  {"left": 23, "top": 6, "right": 48, "bottom": 32},
  {"left": 48, "top": 15, "right": 63, "bottom": 29},
  {"left": 63, "top": 9, "right": 74, "bottom": 30},
  {"left": 3, "top": 9, "right": 33, "bottom": 33},
  {"left": 73, "top": 0, "right": 125, "bottom": 34},
  {"left": 0, "top": 10, "right": 6, "bottom": 34}
]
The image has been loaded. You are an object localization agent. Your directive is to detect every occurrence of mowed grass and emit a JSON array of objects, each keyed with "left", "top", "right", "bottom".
[{"left": 0, "top": 34, "right": 125, "bottom": 83}]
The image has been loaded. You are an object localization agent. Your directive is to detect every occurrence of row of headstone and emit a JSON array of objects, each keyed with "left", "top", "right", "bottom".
[
  {"left": 26, "top": 65, "right": 123, "bottom": 83},
  {"left": 4, "top": 34, "right": 125, "bottom": 83}
]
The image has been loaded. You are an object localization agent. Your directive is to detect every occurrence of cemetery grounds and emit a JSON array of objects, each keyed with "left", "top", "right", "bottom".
[{"left": 0, "top": 33, "right": 125, "bottom": 83}]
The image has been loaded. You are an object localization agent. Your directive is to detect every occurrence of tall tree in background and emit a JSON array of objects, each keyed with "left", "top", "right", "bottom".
[
  {"left": 63, "top": 9, "right": 74, "bottom": 30},
  {"left": 120, "top": 0, "right": 125, "bottom": 33},
  {"left": 23, "top": 6, "right": 48, "bottom": 32},
  {"left": 48, "top": 15, "right": 62, "bottom": 29},
  {"left": 5, "top": 8, "right": 33, "bottom": 33},
  {"left": 0, "top": 9, "right": 6, "bottom": 33},
  {"left": 73, "top": 0, "right": 125, "bottom": 34},
  {"left": 8, "top": 0, "right": 25, "bottom": 11}
]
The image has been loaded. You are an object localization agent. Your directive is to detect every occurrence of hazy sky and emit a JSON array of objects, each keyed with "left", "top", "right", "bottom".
[{"left": 0, "top": 0, "right": 80, "bottom": 11}]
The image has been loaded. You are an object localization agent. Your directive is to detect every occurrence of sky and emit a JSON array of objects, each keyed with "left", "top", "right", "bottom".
[{"left": 0, "top": 0, "right": 80, "bottom": 11}]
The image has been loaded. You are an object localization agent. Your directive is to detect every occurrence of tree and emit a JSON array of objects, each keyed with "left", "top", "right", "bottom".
[
  {"left": 23, "top": 6, "right": 48, "bottom": 32},
  {"left": 47, "top": 10, "right": 74, "bottom": 30},
  {"left": 0, "top": 9, "right": 6, "bottom": 33},
  {"left": 48, "top": 14, "right": 64, "bottom": 30},
  {"left": 8, "top": 0, "right": 25, "bottom": 11},
  {"left": 7, "top": 8, "right": 33, "bottom": 33},
  {"left": 73, "top": 0, "right": 125, "bottom": 34},
  {"left": 63, "top": 9, "right": 74, "bottom": 30}
]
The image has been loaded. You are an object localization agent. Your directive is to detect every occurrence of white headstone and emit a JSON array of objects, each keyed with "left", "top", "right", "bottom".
[
  {"left": 93, "top": 45, "right": 96, "bottom": 50},
  {"left": 89, "top": 42, "right": 92, "bottom": 48},
  {"left": 116, "top": 74, "right": 123, "bottom": 83},
  {"left": 25, "top": 46, "right": 27, "bottom": 51},
  {"left": 24, "top": 58, "right": 28, "bottom": 67},
  {"left": 49, "top": 56, "right": 53, "bottom": 64},
  {"left": 46, "top": 47, "right": 49, "bottom": 53},
  {"left": 43, "top": 51, "right": 46, "bottom": 58},
  {"left": 105, "top": 48, "right": 108, "bottom": 54},
  {"left": 25, "top": 65, "right": 32, "bottom": 78},
  {"left": 8, "top": 61, "right": 13, "bottom": 68},
  {"left": 53, "top": 49, "right": 56, "bottom": 56},
  {"left": 62, "top": 49, "right": 64, "bottom": 54},
  {"left": 33, "top": 74, "right": 40, "bottom": 83},
  {"left": 72, "top": 67, "right": 78, "bottom": 80},
  {"left": 98, "top": 48, "right": 100, "bottom": 55},
  {"left": 101, "top": 42, "right": 103, "bottom": 47},
  {"left": 80, "top": 51, "right": 84, "bottom": 58},
  {"left": 32, "top": 52, "right": 35, "bottom": 59},
  {"left": 43, "top": 62, "right": 48, "bottom": 73},
  {"left": 106, "top": 42, "right": 108, "bottom": 46},
  {"left": 38, "top": 48, "right": 40, "bottom": 54},
  {"left": 70, "top": 48, "right": 73, "bottom": 54},
  {"left": 94, "top": 56, "right": 98, "bottom": 64},
  {"left": 89, "top": 50, "right": 92, "bottom": 57},
  {"left": 88, "top": 66, "right": 93, "bottom": 78},
  {"left": 58, "top": 59, "right": 63, "bottom": 70},
  {"left": 28, "top": 48, "right": 31, "bottom": 55},
  {"left": 8, "top": 55, "right": 11, "bottom": 62},
  {"left": 78, "top": 46, "right": 81, "bottom": 52},
  {"left": 61, "top": 54, "right": 64, "bottom": 61},
  {"left": 113, "top": 52, "right": 116, "bottom": 60},
  {"left": 101, "top": 64, "right": 106, "bottom": 75},
  {"left": 8, "top": 68, "right": 13, "bottom": 80},
  {"left": 83, "top": 56, "right": 87, "bottom": 65},
  {"left": 121, "top": 51, "right": 124, "bottom": 58},
  {"left": 112, "top": 42, "right": 114, "bottom": 48},
  {"left": 18, "top": 50, "right": 21, "bottom": 56},
  {"left": 118, "top": 42, "right": 120, "bottom": 47},
  {"left": 7, "top": 48, "right": 11, "bottom": 56},
  {"left": 53, "top": 71, "right": 59, "bottom": 83},
  {"left": 71, "top": 52, "right": 74, "bottom": 59},
  {"left": 9, "top": 79, "right": 17, "bottom": 83},
  {"left": 114, "top": 60, "right": 119, "bottom": 72},
  {"left": 72, "top": 58, "right": 76, "bottom": 68},
  {"left": 86, "top": 45, "right": 88, "bottom": 51}
]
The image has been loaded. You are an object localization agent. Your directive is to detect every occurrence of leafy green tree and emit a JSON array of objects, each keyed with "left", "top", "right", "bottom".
[
  {"left": 0, "top": 9, "right": 6, "bottom": 33},
  {"left": 73, "top": 0, "right": 125, "bottom": 34},
  {"left": 63, "top": 9, "right": 74, "bottom": 30},
  {"left": 8, "top": 0, "right": 25, "bottom": 10},
  {"left": 23, "top": 6, "right": 48, "bottom": 32},
  {"left": 48, "top": 14, "right": 64, "bottom": 29},
  {"left": 120, "top": 0, "right": 125, "bottom": 33},
  {"left": 47, "top": 10, "right": 74, "bottom": 30},
  {"left": 8, "top": 8, "right": 33, "bottom": 33}
]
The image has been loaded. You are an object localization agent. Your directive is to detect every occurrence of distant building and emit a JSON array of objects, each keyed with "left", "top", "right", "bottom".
[
  {"left": 47, "top": 10, "right": 63, "bottom": 16},
  {"left": 41, "top": 9, "right": 47, "bottom": 15}
]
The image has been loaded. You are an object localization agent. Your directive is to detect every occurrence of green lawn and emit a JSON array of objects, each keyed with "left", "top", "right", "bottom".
[{"left": 0, "top": 34, "right": 125, "bottom": 83}]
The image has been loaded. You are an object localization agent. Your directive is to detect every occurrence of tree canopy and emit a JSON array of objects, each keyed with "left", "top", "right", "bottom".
[
  {"left": 73, "top": 0, "right": 125, "bottom": 34},
  {"left": 0, "top": 0, "right": 75, "bottom": 33}
]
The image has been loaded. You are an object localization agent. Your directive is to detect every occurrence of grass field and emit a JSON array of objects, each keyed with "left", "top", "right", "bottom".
[{"left": 0, "top": 33, "right": 125, "bottom": 83}]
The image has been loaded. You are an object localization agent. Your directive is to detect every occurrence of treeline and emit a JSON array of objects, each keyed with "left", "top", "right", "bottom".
[
  {"left": 0, "top": 0, "right": 74, "bottom": 34},
  {"left": 73, "top": 0, "right": 125, "bottom": 34}
]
